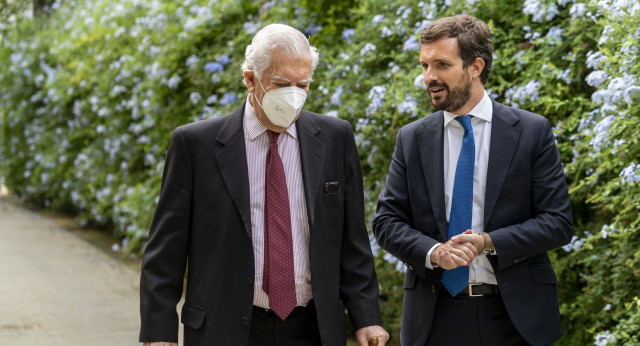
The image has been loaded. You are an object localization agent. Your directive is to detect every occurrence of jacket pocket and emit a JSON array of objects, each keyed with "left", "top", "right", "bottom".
[
  {"left": 403, "top": 269, "right": 417, "bottom": 290},
  {"left": 181, "top": 303, "right": 206, "bottom": 329},
  {"left": 529, "top": 264, "right": 558, "bottom": 284}
]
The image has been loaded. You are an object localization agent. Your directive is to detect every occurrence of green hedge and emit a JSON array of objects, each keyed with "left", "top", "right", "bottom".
[{"left": 1, "top": 0, "right": 639, "bottom": 344}]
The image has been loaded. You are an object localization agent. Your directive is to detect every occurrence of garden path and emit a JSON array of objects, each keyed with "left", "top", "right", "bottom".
[{"left": 0, "top": 189, "right": 145, "bottom": 345}]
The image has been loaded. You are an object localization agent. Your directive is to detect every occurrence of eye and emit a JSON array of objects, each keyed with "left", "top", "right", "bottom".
[
  {"left": 297, "top": 84, "right": 309, "bottom": 89},
  {"left": 437, "top": 62, "right": 449, "bottom": 67}
]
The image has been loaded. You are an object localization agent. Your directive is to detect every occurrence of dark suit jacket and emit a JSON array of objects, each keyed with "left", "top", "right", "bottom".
[
  {"left": 140, "top": 102, "right": 382, "bottom": 345},
  {"left": 373, "top": 100, "right": 573, "bottom": 346}
]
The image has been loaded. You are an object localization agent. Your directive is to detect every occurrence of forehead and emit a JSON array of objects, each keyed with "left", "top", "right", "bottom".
[
  {"left": 264, "top": 49, "right": 312, "bottom": 81},
  {"left": 420, "top": 36, "right": 461, "bottom": 63}
]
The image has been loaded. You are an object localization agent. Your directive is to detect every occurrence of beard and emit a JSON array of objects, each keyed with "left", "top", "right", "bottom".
[{"left": 429, "top": 71, "right": 472, "bottom": 113}]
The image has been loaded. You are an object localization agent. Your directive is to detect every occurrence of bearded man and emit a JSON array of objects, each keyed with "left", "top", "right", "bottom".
[{"left": 373, "top": 14, "right": 573, "bottom": 346}]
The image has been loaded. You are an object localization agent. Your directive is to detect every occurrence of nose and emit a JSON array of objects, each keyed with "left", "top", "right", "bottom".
[{"left": 423, "top": 66, "right": 437, "bottom": 85}]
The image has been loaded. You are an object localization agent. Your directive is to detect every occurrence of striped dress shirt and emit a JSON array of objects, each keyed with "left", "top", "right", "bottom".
[{"left": 243, "top": 96, "right": 313, "bottom": 309}]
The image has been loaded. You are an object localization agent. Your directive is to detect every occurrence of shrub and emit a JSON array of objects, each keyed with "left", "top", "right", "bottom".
[{"left": 1, "top": 0, "right": 639, "bottom": 344}]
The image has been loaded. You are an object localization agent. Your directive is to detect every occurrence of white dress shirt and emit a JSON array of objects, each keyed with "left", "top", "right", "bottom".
[
  {"left": 426, "top": 90, "right": 497, "bottom": 285},
  {"left": 243, "top": 96, "right": 313, "bottom": 308}
]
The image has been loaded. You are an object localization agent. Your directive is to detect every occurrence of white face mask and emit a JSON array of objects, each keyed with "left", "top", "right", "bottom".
[{"left": 254, "top": 78, "right": 307, "bottom": 128}]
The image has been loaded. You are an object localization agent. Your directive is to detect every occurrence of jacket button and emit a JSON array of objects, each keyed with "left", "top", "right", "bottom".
[
  {"left": 431, "top": 285, "right": 436, "bottom": 294},
  {"left": 246, "top": 277, "right": 254, "bottom": 285},
  {"left": 242, "top": 317, "right": 249, "bottom": 325}
]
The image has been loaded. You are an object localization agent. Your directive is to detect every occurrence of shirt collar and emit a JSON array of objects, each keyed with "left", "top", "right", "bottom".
[
  {"left": 443, "top": 90, "right": 493, "bottom": 128},
  {"left": 243, "top": 94, "right": 298, "bottom": 141}
]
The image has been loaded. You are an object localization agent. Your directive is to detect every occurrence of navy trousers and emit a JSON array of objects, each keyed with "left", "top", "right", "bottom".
[{"left": 425, "top": 289, "right": 533, "bottom": 346}]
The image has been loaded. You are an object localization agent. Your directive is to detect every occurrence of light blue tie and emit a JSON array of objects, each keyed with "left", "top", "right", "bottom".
[{"left": 441, "top": 115, "right": 474, "bottom": 297}]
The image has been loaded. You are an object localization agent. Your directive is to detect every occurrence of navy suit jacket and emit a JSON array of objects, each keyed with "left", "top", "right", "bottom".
[
  {"left": 140, "top": 102, "right": 382, "bottom": 345},
  {"left": 373, "top": 100, "right": 573, "bottom": 346}
]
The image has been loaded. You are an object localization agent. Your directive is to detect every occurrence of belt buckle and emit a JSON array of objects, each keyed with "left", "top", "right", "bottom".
[{"left": 469, "top": 283, "right": 483, "bottom": 297}]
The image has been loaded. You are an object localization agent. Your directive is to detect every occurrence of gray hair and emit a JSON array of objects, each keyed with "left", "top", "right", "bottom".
[{"left": 241, "top": 23, "right": 319, "bottom": 81}]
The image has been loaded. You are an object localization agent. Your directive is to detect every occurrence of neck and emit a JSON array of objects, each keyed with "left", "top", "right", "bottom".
[{"left": 450, "top": 83, "right": 485, "bottom": 116}]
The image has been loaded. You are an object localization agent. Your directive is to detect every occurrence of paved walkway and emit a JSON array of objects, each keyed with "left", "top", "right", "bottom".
[{"left": 0, "top": 191, "right": 146, "bottom": 345}]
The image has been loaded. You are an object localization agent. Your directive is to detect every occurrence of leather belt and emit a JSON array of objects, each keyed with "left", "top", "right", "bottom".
[
  {"left": 457, "top": 283, "right": 499, "bottom": 296},
  {"left": 253, "top": 300, "right": 315, "bottom": 315}
]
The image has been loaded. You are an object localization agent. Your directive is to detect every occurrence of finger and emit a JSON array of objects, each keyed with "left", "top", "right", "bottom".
[
  {"left": 462, "top": 242, "right": 479, "bottom": 255},
  {"left": 448, "top": 244, "right": 473, "bottom": 262},
  {"left": 451, "top": 242, "right": 478, "bottom": 258},
  {"left": 440, "top": 251, "right": 457, "bottom": 269},
  {"left": 451, "top": 234, "right": 475, "bottom": 243},
  {"left": 448, "top": 252, "right": 469, "bottom": 267},
  {"left": 458, "top": 244, "right": 478, "bottom": 262}
]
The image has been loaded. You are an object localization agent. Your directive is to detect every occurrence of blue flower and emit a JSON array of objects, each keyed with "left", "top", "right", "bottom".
[
  {"left": 371, "top": 14, "right": 385, "bottom": 25},
  {"left": 414, "top": 74, "right": 426, "bottom": 90},
  {"left": 206, "top": 94, "right": 219, "bottom": 105},
  {"left": 360, "top": 43, "right": 376, "bottom": 55},
  {"left": 620, "top": 162, "right": 640, "bottom": 184},
  {"left": 342, "top": 28, "right": 355, "bottom": 43},
  {"left": 185, "top": 55, "right": 200, "bottom": 68},
  {"left": 190, "top": 92, "right": 202, "bottom": 105},
  {"left": 244, "top": 21, "right": 260, "bottom": 34},
  {"left": 167, "top": 75, "right": 181, "bottom": 89},
  {"left": 220, "top": 92, "right": 237, "bottom": 106},
  {"left": 586, "top": 70, "right": 608, "bottom": 87},
  {"left": 305, "top": 23, "right": 322, "bottom": 35},
  {"left": 397, "top": 97, "right": 418, "bottom": 116},
  {"left": 204, "top": 62, "right": 224, "bottom": 73},
  {"left": 330, "top": 85, "right": 343, "bottom": 106},
  {"left": 366, "top": 85, "right": 387, "bottom": 116},
  {"left": 218, "top": 54, "right": 231, "bottom": 66},
  {"left": 403, "top": 35, "right": 420, "bottom": 51}
]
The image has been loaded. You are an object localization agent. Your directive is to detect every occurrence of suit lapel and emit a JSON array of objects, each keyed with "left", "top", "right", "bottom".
[
  {"left": 296, "top": 112, "right": 325, "bottom": 229},
  {"left": 484, "top": 101, "right": 521, "bottom": 229},
  {"left": 416, "top": 112, "right": 448, "bottom": 241},
  {"left": 215, "top": 102, "right": 252, "bottom": 238}
]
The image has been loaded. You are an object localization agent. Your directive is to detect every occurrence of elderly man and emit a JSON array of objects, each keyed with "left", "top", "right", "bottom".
[
  {"left": 373, "top": 15, "right": 573, "bottom": 346},
  {"left": 139, "top": 24, "right": 388, "bottom": 346}
]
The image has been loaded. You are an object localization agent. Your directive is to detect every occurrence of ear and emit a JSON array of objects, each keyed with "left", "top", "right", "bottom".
[
  {"left": 243, "top": 70, "right": 255, "bottom": 93},
  {"left": 469, "top": 57, "right": 485, "bottom": 80}
]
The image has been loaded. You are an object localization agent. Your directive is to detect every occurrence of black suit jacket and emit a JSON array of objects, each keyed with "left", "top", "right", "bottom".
[
  {"left": 140, "top": 102, "right": 382, "bottom": 345},
  {"left": 373, "top": 100, "right": 573, "bottom": 346}
]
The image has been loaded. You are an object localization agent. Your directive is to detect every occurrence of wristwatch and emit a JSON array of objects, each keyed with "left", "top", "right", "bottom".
[{"left": 479, "top": 232, "right": 494, "bottom": 255}]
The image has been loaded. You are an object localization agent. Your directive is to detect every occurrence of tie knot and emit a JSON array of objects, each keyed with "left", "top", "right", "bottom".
[
  {"left": 455, "top": 115, "right": 473, "bottom": 132},
  {"left": 267, "top": 130, "right": 279, "bottom": 145}
]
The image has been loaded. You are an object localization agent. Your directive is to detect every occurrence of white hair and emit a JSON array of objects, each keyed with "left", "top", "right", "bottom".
[{"left": 241, "top": 23, "right": 319, "bottom": 81}]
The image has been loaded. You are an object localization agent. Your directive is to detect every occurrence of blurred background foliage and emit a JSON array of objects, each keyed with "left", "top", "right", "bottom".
[{"left": 1, "top": 0, "right": 639, "bottom": 344}]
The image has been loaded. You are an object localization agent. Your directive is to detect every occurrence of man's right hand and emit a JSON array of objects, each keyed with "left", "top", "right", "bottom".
[
  {"left": 431, "top": 235, "right": 478, "bottom": 269},
  {"left": 143, "top": 343, "right": 177, "bottom": 346}
]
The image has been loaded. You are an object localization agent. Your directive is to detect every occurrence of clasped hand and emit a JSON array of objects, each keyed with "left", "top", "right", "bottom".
[{"left": 431, "top": 230, "right": 484, "bottom": 270}]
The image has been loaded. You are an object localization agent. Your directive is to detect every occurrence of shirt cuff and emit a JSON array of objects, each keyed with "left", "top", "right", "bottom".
[{"left": 425, "top": 243, "right": 443, "bottom": 269}]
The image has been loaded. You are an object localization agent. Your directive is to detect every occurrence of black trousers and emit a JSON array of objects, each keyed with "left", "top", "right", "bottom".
[
  {"left": 425, "top": 289, "right": 532, "bottom": 346},
  {"left": 248, "top": 300, "right": 322, "bottom": 346}
]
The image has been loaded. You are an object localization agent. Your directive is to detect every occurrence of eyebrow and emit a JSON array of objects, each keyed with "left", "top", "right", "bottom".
[
  {"left": 420, "top": 58, "right": 451, "bottom": 65},
  {"left": 272, "top": 75, "right": 313, "bottom": 83}
]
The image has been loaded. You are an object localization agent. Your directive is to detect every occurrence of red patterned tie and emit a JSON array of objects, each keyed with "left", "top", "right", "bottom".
[{"left": 263, "top": 130, "right": 296, "bottom": 321}]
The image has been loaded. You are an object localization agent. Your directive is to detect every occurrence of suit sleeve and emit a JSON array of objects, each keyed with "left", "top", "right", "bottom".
[
  {"left": 339, "top": 121, "right": 383, "bottom": 330},
  {"left": 139, "top": 126, "right": 191, "bottom": 343},
  {"left": 372, "top": 128, "right": 440, "bottom": 278},
  {"left": 489, "top": 117, "right": 574, "bottom": 271}
]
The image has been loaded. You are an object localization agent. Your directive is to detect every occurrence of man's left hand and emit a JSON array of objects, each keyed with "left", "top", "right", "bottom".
[
  {"left": 355, "top": 325, "right": 389, "bottom": 346},
  {"left": 451, "top": 230, "right": 485, "bottom": 253}
]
